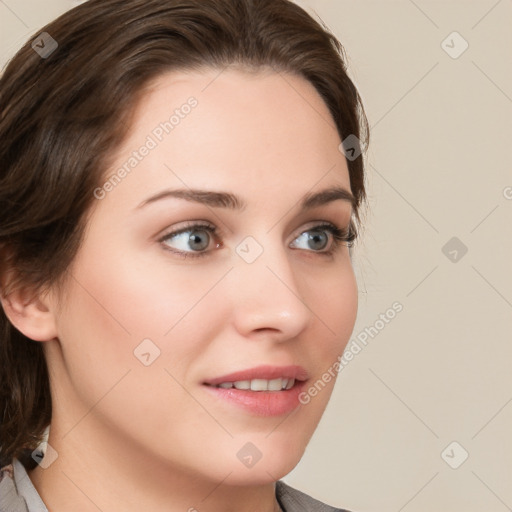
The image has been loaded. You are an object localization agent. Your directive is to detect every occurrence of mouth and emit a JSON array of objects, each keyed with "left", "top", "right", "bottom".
[
  {"left": 201, "top": 365, "right": 309, "bottom": 416},
  {"left": 203, "top": 377, "right": 299, "bottom": 391},
  {"left": 202, "top": 364, "right": 309, "bottom": 387}
]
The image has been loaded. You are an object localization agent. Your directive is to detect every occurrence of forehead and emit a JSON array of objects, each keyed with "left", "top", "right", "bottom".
[{"left": 101, "top": 67, "right": 351, "bottom": 208}]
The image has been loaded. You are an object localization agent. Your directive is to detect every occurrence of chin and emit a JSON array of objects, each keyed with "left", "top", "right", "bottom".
[
  {"left": 216, "top": 433, "right": 309, "bottom": 486},
  {"left": 222, "top": 455, "right": 303, "bottom": 487}
]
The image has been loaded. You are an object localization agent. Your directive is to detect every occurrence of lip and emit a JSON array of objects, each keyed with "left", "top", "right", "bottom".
[
  {"left": 202, "top": 364, "right": 309, "bottom": 386},
  {"left": 201, "top": 365, "right": 309, "bottom": 417}
]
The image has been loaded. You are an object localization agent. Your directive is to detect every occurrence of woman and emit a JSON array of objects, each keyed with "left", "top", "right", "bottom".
[{"left": 0, "top": 0, "right": 369, "bottom": 510}]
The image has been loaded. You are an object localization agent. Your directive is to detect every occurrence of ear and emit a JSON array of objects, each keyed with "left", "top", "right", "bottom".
[{"left": 0, "top": 286, "right": 58, "bottom": 342}]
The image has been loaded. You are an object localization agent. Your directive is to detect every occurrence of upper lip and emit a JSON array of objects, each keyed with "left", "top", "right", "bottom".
[{"left": 202, "top": 365, "right": 309, "bottom": 386}]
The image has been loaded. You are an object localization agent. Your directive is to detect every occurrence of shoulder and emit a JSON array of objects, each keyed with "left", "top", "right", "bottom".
[
  {"left": 0, "top": 462, "right": 27, "bottom": 512},
  {"left": 275, "top": 480, "right": 354, "bottom": 512},
  {"left": 0, "top": 459, "right": 47, "bottom": 512}
]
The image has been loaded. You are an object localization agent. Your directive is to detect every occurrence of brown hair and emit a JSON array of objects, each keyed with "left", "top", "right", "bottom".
[{"left": 0, "top": 0, "right": 369, "bottom": 469}]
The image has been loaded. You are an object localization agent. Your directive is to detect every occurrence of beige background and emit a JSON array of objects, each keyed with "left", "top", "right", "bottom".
[{"left": 1, "top": 1, "right": 511, "bottom": 511}]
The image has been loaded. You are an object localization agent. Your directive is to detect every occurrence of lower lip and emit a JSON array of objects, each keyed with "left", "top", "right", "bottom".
[{"left": 201, "top": 381, "right": 307, "bottom": 416}]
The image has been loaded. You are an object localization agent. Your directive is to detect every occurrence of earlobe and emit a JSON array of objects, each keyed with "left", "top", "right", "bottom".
[{"left": 0, "top": 287, "right": 58, "bottom": 342}]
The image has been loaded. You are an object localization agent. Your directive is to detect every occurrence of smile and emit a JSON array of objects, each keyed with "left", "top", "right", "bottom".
[
  {"left": 201, "top": 364, "right": 309, "bottom": 415},
  {"left": 208, "top": 377, "right": 296, "bottom": 391}
]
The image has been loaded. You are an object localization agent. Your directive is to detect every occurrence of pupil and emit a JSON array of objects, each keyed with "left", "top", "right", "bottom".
[
  {"left": 309, "top": 231, "right": 327, "bottom": 250},
  {"left": 189, "top": 231, "right": 209, "bottom": 250}
]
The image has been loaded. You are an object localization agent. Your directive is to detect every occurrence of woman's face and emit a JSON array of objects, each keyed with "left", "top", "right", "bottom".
[{"left": 46, "top": 67, "right": 358, "bottom": 484}]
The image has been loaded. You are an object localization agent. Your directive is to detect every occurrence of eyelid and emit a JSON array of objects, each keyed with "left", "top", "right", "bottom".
[
  {"left": 157, "top": 220, "right": 221, "bottom": 242},
  {"left": 293, "top": 219, "right": 350, "bottom": 236}
]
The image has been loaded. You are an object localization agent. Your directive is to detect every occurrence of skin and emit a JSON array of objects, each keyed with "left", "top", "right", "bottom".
[{"left": 4, "top": 67, "right": 358, "bottom": 512}]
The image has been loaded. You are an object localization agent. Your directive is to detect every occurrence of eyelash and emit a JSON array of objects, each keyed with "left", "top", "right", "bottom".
[{"left": 158, "top": 221, "right": 356, "bottom": 260}]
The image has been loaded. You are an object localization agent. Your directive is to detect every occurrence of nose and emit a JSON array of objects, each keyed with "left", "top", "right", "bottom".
[{"left": 229, "top": 237, "right": 313, "bottom": 342}]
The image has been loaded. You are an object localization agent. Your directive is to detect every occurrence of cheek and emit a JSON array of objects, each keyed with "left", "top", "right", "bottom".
[
  {"left": 53, "top": 261, "right": 206, "bottom": 443},
  {"left": 310, "top": 259, "right": 358, "bottom": 354},
  {"left": 64, "top": 241, "right": 223, "bottom": 341},
  {"left": 54, "top": 243, "right": 227, "bottom": 400},
  {"left": 302, "top": 261, "right": 358, "bottom": 406}
]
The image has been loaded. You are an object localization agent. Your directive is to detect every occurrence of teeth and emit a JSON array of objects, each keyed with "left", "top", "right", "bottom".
[
  {"left": 251, "top": 378, "right": 271, "bottom": 391},
  {"left": 267, "top": 378, "right": 283, "bottom": 391},
  {"left": 215, "top": 378, "right": 296, "bottom": 391}
]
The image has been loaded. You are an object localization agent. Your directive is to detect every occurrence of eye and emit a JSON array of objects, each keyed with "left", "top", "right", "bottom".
[
  {"left": 159, "top": 222, "right": 220, "bottom": 259},
  {"left": 290, "top": 223, "right": 355, "bottom": 256}
]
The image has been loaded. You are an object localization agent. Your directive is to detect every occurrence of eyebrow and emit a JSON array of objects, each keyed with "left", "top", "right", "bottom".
[{"left": 136, "top": 186, "right": 356, "bottom": 211}]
